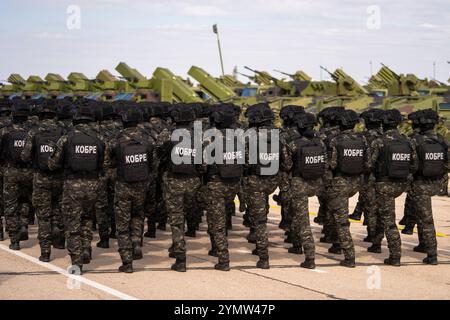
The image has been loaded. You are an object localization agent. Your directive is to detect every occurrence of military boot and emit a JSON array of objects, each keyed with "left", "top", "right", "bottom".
[
  {"left": 247, "top": 228, "right": 257, "bottom": 244},
  {"left": 367, "top": 244, "right": 382, "bottom": 253},
  {"left": 284, "top": 233, "right": 292, "bottom": 244},
  {"left": 96, "top": 236, "right": 110, "bottom": 249},
  {"left": 340, "top": 258, "right": 356, "bottom": 268},
  {"left": 328, "top": 243, "right": 342, "bottom": 254},
  {"left": 144, "top": 222, "right": 156, "bottom": 238},
  {"left": 19, "top": 225, "right": 28, "bottom": 241},
  {"left": 313, "top": 216, "right": 324, "bottom": 225},
  {"left": 413, "top": 243, "right": 427, "bottom": 253},
  {"left": 82, "top": 248, "right": 92, "bottom": 264},
  {"left": 288, "top": 246, "right": 303, "bottom": 255},
  {"left": 256, "top": 258, "right": 270, "bottom": 269},
  {"left": 348, "top": 211, "right": 362, "bottom": 221},
  {"left": 208, "top": 248, "right": 218, "bottom": 257},
  {"left": 300, "top": 258, "right": 316, "bottom": 269},
  {"left": 251, "top": 248, "right": 258, "bottom": 256},
  {"left": 384, "top": 257, "right": 401, "bottom": 267},
  {"left": 39, "top": 251, "right": 51, "bottom": 263},
  {"left": 53, "top": 235, "right": 65, "bottom": 250},
  {"left": 319, "top": 235, "right": 333, "bottom": 243},
  {"left": 401, "top": 224, "right": 414, "bottom": 235},
  {"left": 118, "top": 262, "right": 133, "bottom": 273},
  {"left": 132, "top": 242, "right": 143, "bottom": 260},
  {"left": 423, "top": 255, "right": 438, "bottom": 265},
  {"left": 214, "top": 260, "right": 230, "bottom": 271},
  {"left": 9, "top": 242, "right": 20, "bottom": 250},
  {"left": 69, "top": 265, "right": 83, "bottom": 275},
  {"left": 398, "top": 215, "right": 407, "bottom": 226},
  {"left": 171, "top": 257, "right": 187, "bottom": 272},
  {"left": 185, "top": 228, "right": 196, "bottom": 238}
]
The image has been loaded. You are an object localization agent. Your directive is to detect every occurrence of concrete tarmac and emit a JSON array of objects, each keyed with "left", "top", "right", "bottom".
[{"left": 0, "top": 193, "right": 449, "bottom": 300}]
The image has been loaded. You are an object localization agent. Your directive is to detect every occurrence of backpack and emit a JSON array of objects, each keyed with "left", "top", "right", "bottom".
[
  {"left": 34, "top": 128, "right": 63, "bottom": 171},
  {"left": 336, "top": 135, "right": 365, "bottom": 176},
  {"left": 293, "top": 138, "right": 326, "bottom": 180},
  {"left": 417, "top": 138, "right": 446, "bottom": 179},
  {"left": 66, "top": 131, "right": 102, "bottom": 173},
  {"left": 117, "top": 139, "right": 151, "bottom": 183}
]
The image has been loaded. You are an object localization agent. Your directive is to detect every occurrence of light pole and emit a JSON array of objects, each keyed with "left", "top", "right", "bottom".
[{"left": 213, "top": 24, "right": 225, "bottom": 77}]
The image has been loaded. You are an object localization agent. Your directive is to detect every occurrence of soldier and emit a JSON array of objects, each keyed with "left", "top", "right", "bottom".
[
  {"left": 21, "top": 100, "right": 65, "bottom": 261},
  {"left": 204, "top": 104, "right": 244, "bottom": 271},
  {"left": 48, "top": 106, "right": 107, "bottom": 274},
  {"left": 164, "top": 104, "right": 203, "bottom": 272},
  {"left": 368, "top": 109, "right": 416, "bottom": 266},
  {"left": 407, "top": 109, "right": 448, "bottom": 265},
  {"left": 327, "top": 109, "right": 368, "bottom": 267},
  {"left": 349, "top": 109, "right": 384, "bottom": 243},
  {"left": 316, "top": 107, "right": 344, "bottom": 245},
  {"left": 1, "top": 101, "right": 35, "bottom": 250},
  {"left": 280, "top": 112, "right": 327, "bottom": 269},
  {"left": 0, "top": 99, "right": 12, "bottom": 241},
  {"left": 95, "top": 103, "right": 123, "bottom": 248},
  {"left": 110, "top": 108, "right": 157, "bottom": 273},
  {"left": 242, "top": 103, "right": 280, "bottom": 269},
  {"left": 277, "top": 105, "right": 305, "bottom": 240}
]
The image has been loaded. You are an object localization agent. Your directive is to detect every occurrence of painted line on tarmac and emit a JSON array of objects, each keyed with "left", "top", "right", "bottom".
[{"left": 0, "top": 244, "right": 138, "bottom": 300}]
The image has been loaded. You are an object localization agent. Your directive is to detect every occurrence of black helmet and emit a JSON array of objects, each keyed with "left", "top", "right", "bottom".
[
  {"left": 56, "top": 99, "right": 74, "bottom": 120},
  {"left": 245, "top": 103, "right": 274, "bottom": 124},
  {"left": 338, "top": 109, "right": 359, "bottom": 128},
  {"left": 360, "top": 109, "right": 384, "bottom": 126},
  {"left": 280, "top": 105, "right": 305, "bottom": 121},
  {"left": 122, "top": 108, "right": 143, "bottom": 124},
  {"left": 0, "top": 99, "right": 12, "bottom": 115},
  {"left": 101, "top": 103, "right": 119, "bottom": 121},
  {"left": 296, "top": 112, "right": 317, "bottom": 129},
  {"left": 408, "top": 109, "right": 439, "bottom": 125},
  {"left": 171, "top": 104, "right": 196, "bottom": 123},
  {"left": 210, "top": 104, "right": 236, "bottom": 128},
  {"left": 12, "top": 100, "right": 31, "bottom": 118},
  {"left": 382, "top": 109, "right": 402, "bottom": 127},
  {"left": 318, "top": 106, "right": 345, "bottom": 126},
  {"left": 37, "top": 100, "right": 57, "bottom": 115},
  {"left": 73, "top": 106, "right": 95, "bottom": 122}
]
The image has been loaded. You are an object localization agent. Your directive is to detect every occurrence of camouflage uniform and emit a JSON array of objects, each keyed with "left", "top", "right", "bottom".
[
  {"left": 95, "top": 119, "right": 122, "bottom": 240},
  {"left": 281, "top": 130, "right": 327, "bottom": 261},
  {"left": 328, "top": 129, "right": 368, "bottom": 262},
  {"left": 21, "top": 118, "right": 64, "bottom": 256},
  {"left": 0, "top": 115, "right": 11, "bottom": 238},
  {"left": 110, "top": 126, "right": 157, "bottom": 265},
  {"left": 369, "top": 129, "right": 417, "bottom": 260},
  {"left": 1, "top": 120, "right": 35, "bottom": 245},
  {"left": 408, "top": 129, "right": 448, "bottom": 259},
  {"left": 48, "top": 123, "right": 107, "bottom": 267}
]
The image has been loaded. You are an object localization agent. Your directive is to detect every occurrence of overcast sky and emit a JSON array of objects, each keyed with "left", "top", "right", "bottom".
[{"left": 0, "top": 0, "right": 449, "bottom": 84}]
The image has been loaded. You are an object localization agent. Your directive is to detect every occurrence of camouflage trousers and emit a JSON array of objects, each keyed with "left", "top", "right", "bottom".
[
  {"left": 146, "top": 173, "right": 163, "bottom": 225},
  {"left": 95, "top": 168, "right": 117, "bottom": 239},
  {"left": 409, "top": 179, "right": 441, "bottom": 256},
  {"left": 358, "top": 175, "right": 378, "bottom": 236},
  {"left": 327, "top": 175, "right": 363, "bottom": 260},
  {"left": 289, "top": 176, "right": 323, "bottom": 260},
  {"left": 205, "top": 180, "right": 240, "bottom": 262},
  {"left": 372, "top": 181, "right": 409, "bottom": 259},
  {"left": 115, "top": 180, "right": 149, "bottom": 264},
  {"left": 4, "top": 167, "right": 33, "bottom": 243},
  {"left": 318, "top": 173, "right": 334, "bottom": 236},
  {"left": 32, "top": 172, "right": 63, "bottom": 253},
  {"left": 62, "top": 178, "right": 100, "bottom": 266},
  {"left": 242, "top": 175, "right": 279, "bottom": 259},
  {"left": 163, "top": 173, "right": 201, "bottom": 259},
  {"left": 0, "top": 167, "right": 4, "bottom": 233}
]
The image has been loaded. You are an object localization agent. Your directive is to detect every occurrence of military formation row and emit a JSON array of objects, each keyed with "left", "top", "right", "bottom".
[{"left": 0, "top": 97, "right": 447, "bottom": 274}]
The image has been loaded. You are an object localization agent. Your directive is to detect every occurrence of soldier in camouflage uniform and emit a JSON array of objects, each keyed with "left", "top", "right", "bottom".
[
  {"left": 349, "top": 109, "right": 384, "bottom": 244},
  {"left": 95, "top": 103, "right": 122, "bottom": 248},
  {"left": 242, "top": 103, "right": 280, "bottom": 269},
  {"left": 316, "top": 107, "right": 344, "bottom": 245},
  {"left": 204, "top": 104, "right": 243, "bottom": 271},
  {"left": 1, "top": 101, "right": 35, "bottom": 250},
  {"left": 48, "top": 106, "right": 107, "bottom": 274},
  {"left": 0, "top": 99, "right": 12, "bottom": 241},
  {"left": 277, "top": 105, "right": 305, "bottom": 242},
  {"left": 164, "top": 104, "right": 203, "bottom": 272},
  {"left": 327, "top": 109, "right": 368, "bottom": 267},
  {"left": 20, "top": 100, "right": 65, "bottom": 261},
  {"left": 281, "top": 112, "right": 327, "bottom": 269},
  {"left": 407, "top": 109, "right": 448, "bottom": 265},
  {"left": 110, "top": 108, "right": 158, "bottom": 273},
  {"left": 368, "top": 109, "right": 417, "bottom": 266}
]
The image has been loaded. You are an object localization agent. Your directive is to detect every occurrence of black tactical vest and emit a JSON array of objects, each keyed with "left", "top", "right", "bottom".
[
  {"left": 33, "top": 128, "right": 63, "bottom": 171},
  {"left": 6, "top": 129, "right": 27, "bottom": 165},
  {"left": 293, "top": 138, "right": 326, "bottom": 180},
  {"left": 252, "top": 130, "right": 279, "bottom": 176},
  {"left": 417, "top": 136, "right": 446, "bottom": 179},
  {"left": 170, "top": 133, "right": 200, "bottom": 177},
  {"left": 116, "top": 139, "right": 151, "bottom": 183},
  {"left": 65, "top": 131, "right": 103, "bottom": 174},
  {"left": 213, "top": 133, "right": 244, "bottom": 180},
  {"left": 377, "top": 138, "right": 412, "bottom": 180},
  {"left": 335, "top": 135, "right": 365, "bottom": 176}
]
